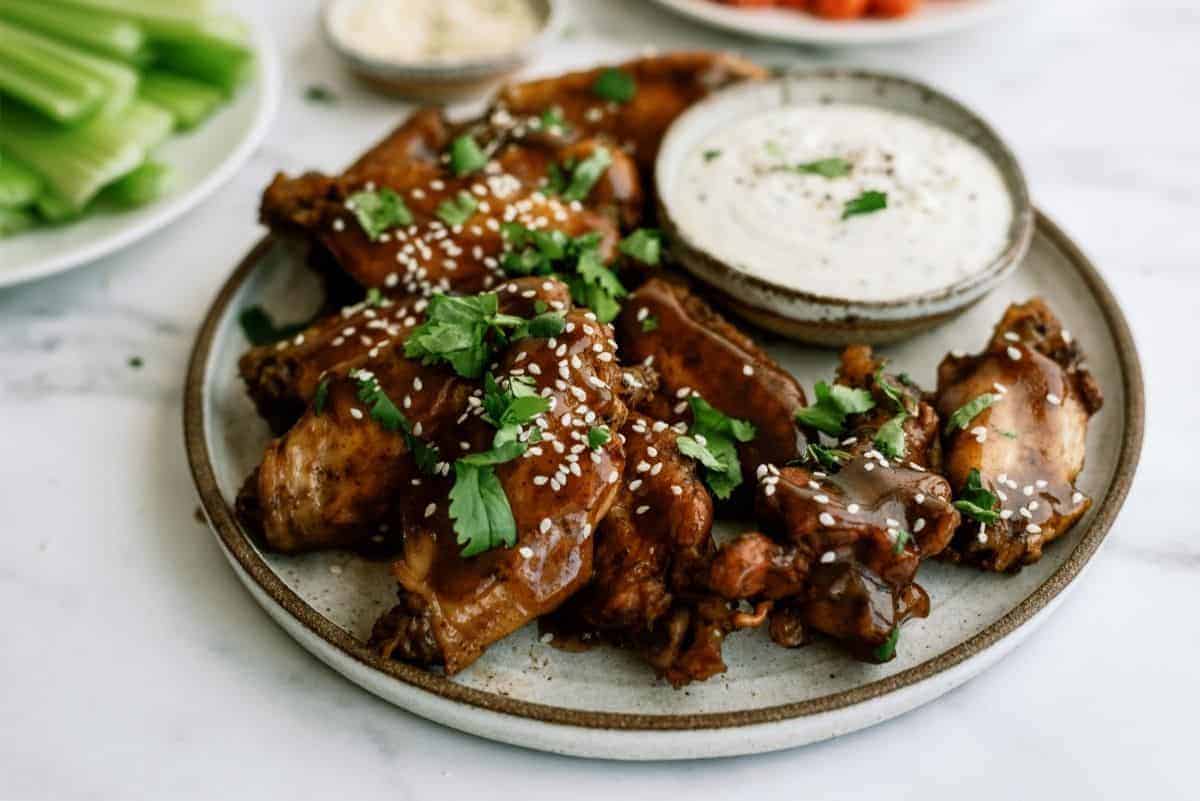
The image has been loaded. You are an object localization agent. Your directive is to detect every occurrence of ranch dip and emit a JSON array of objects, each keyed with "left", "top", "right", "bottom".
[
  {"left": 668, "top": 104, "right": 1014, "bottom": 302},
  {"left": 328, "top": 0, "right": 543, "bottom": 64}
]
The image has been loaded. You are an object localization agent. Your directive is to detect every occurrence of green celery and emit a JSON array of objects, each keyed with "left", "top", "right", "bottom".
[
  {"left": 153, "top": 37, "right": 252, "bottom": 94},
  {"left": 139, "top": 70, "right": 222, "bottom": 129},
  {"left": 0, "top": 154, "right": 42, "bottom": 208},
  {"left": 102, "top": 161, "right": 171, "bottom": 207},
  {"left": 0, "top": 19, "right": 139, "bottom": 119},
  {"left": 0, "top": 206, "right": 37, "bottom": 236},
  {"left": 0, "top": 100, "right": 171, "bottom": 209},
  {"left": 0, "top": 33, "right": 108, "bottom": 123},
  {"left": 35, "top": 190, "right": 83, "bottom": 223},
  {"left": 0, "top": 0, "right": 147, "bottom": 61}
]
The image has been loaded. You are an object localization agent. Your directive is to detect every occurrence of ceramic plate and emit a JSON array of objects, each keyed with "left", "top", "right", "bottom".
[
  {"left": 0, "top": 20, "right": 280, "bottom": 289},
  {"left": 648, "top": 0, "right": 1013, "bottom": 47},
  {"left": 185, "top": 213, "right": 1142, "bottom": 760}
]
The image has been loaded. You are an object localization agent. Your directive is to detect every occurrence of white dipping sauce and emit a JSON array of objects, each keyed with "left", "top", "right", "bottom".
[
  {"left": 669, "top": 105, "right": 1014, "bottom": 302},
  {"left": 329, "top": 0, "right": 542, "bottom": 64}
]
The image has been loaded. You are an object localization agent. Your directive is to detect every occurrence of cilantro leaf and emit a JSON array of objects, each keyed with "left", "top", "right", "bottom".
[
  {"left": 406, "top": 293, "right": 539, "bottom": 379},
  {"left": 349, "top": 369, "right": 442, "bottom": 475},
  {"left": 304, "top": 85, "right": 337, "bottom": 104},
  {"left": 641, "top": 314, "right": 659, "bottom": 333},
  {"left": 703, "top": 149, "right": 722, "bottom": 162},
  {"left": 587, "top": 426, "right": 611, "bottom": 450},
  {"left": 678, "top": 396, "right": 756, "bottom": 500},
  {"left": 239, "top": 306, "right": 310, "bottom": 346},
  {"left": 803, "top": 443, "right": 850, "bottom": 471},
  {"left": 347, "top": 187, "right": 413, "bottom": 240},
  {"left": 558, "top": 146, "right": 613, "bottom": 202},
  {"left": 482, "top": 373, "right": 550, "bottom": 445},
  {"left": 786, "top": 157, "right": 852, "bottom": 178},
  {"left": 953, "top": 468, "right": 1001, "bottom": 523},
  {"left": 313, "top": 377, "right": 330, "bottom": 415},
  {"left": 533, "top": 106, "right": 570, "bottom": 135},
  {"left": 873, "top": 627, "right": 900, "bottom": 661},
  {"left": 365, "top": 287, "right": 385, "bottom": 307},
  {"left": 874, "top": 413, "right": 908, "bottom": 459},
  {"left": 947, "top": 393, "right": 1000, "bottom": 432},
  {"left": 842, "top": 190, "right": 888, "bottom": 219},
  {"left": 892, "top": 529, "right": 911, "bottom": 555},
  {"left": 435, "top": 190, "right": 478, "bottom": 227},
  {"left": 448, "top": 134, "right": 487, "bottom": 176},
  {"left": 619, "top": 228, "right": 662, "bottom": 265},
  {"left": 501, "top": 222, "right": 626, "bottom": 321},
  {"left": 450, "top": 461, "right": 517, "bottom": 557},
  {"left": 568, "top": 246, "right": 627, "bottom": 323},
  {"left": 794, "top": 381, "right": 876, "bottom": 436},
  {"left": 592, "top": 68, "right": 636, "bottom": 103},
  {"left": 512, "top": 311, "right": 566, "bottom": 341}
]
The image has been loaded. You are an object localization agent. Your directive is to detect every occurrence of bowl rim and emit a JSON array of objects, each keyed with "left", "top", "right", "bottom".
[
  {"left": 320, "top": 0, "right": 563, "bottom": 79},
  {"left": 655, "top": 68, "right": 1036, "bottom": 315},
  {"left": 183, "top": 210, "right": 1143, "bottom": 733}
]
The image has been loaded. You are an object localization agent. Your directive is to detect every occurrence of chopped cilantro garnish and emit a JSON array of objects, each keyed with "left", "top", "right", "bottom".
[
  {"left": 404, "top": 293, "right": 530, "bottom": 379},
  {"left": 592, "top": 68, "right": 636, "bottom": 103},
  {"left": 513, "top": 311, "right": 566, "bottom": 341},
  {"left": 482, "top": 373, "right": 550, "bottom": 448},
  {"left": 365, "top": 287, "right": 384, "bottom": 307},
  {"left": 567, "top": 246, "right": 627, "bottom": 323},
  {"left": 349, "top": 369, "right": 440, "bottom": 474},
  {"left": 794, "top": 381, "right": 875, "bottom": 436},
  {"left": 703, "top": 149, "right": 722, "bottom": 162},
  {"left": 619, "top": 228, "right": 662, "bottom": 266},
  {"left": 892, "top": 529, "right": 911, "bottom": 555},
  {"left": 347, "top": 187, "right": 413, "bottom": 240},
  {"left": 947, "top": 393, "right": 1000, "bottom": 432},
  {"left": 500, "top": 223, "right": 626, "bottom": 322},
  {"left": 953, "top": 468, "right": 1001, "bottom": 524},
  {"left": 450, "top": 457, "right": 518, "bottom": 557},
  {"left": 587, "top": 426, "right": 611, "bottom": 450},
  {"left": 314, "top": 377, "right": 330, "bottom": 415},
  {"left": 765, "top": 140, "right": 785, "bottom": 159},
  {"left": 640, "top": 314, "right": 660, "bottom": 333},
  {"left": 873, "top": 366, "right": 911, "bottom": 460},
  {"left": 556, "top": 146, "right": 613, "bottom": 203},
  {"left": 127, "top": 356, "right": 143, "bottom": 369},
  {"left": 842, "top": 190, "right": 888, "bottom": 220},
  {"left": 533, "top": 106, "right": 570, "bottom": 135},
  {"left": 804, "top": 443, "right": 850, "bottom": 471},
  {"left": 448, "top": 134, "right": 487, "bottom": 176},
  {"left": 874, "top": 627, "right": 900, "bottom": 661},
  {"left": 238, "top": 306, "right": 312, "bottom": 346},
  {"left": 304, "top": 85, "right": 337, "bottom": 104},
  {"left": 677, "top": 396, "right": 756, "bottom": 500},
  {"left": 785, "top": 157, "right": 852, "bottom": 178},
  {"left": 436, "top": 190, "right": 478, "bottom": 227}
]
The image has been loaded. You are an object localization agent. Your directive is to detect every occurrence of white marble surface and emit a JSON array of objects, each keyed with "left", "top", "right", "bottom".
[{"left": 0, "top": 0, "right": 1193, "bottom": 797}]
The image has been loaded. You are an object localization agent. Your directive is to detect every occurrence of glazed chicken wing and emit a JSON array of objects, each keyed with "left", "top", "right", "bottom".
[
  {"left": 935, "top": 299, "right": 1103, "bottom": 572},
  {"left": 615, "top": 277, "right": 810, "bottom": 479},
  {"left": 705, "top": 347, "right": 960, "bottom": 661},
  {"left": 369, "top": 307, "right": 628, "bottom": 674}
]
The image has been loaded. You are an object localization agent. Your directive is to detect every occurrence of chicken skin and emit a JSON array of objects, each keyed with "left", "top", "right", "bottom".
[
  {"left": 370, "top": 307, "right": 628, "bottom": 673},
  {"left": 935, "top": 300, "right": 1103, "bottom": 572},
  {"left": 705, "top": 347, "right": 959, "bottom": 661},
  {"left": 616, "top": 277, "right": 810, "bottom": 479}
]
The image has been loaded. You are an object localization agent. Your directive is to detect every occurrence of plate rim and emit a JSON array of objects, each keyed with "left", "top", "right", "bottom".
[
  {"left": 183, "top": 209, "right": 1144, "bottom": 732},
  {"left": 0, "top": 19, "right": 282, "bottom": 289},
  {"left": 646, "top": 0, "right": 1012, "bottom": 47}
]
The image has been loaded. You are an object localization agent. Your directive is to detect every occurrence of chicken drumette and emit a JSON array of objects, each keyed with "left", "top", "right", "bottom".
[{"left": 935, "top": 299, "right": 1103, "bottom": 572}]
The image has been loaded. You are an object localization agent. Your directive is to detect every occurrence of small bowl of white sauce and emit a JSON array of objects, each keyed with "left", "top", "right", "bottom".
[
  {"left": 655, "top": 70, "right": 1033, "bottom": 346},
  {"left": 322, "top": 0, "right": 561, "bottom": 102}
]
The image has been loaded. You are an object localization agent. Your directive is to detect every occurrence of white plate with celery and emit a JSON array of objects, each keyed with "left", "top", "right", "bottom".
[{"left": 0, "top": 0, "right": 280, "bottom": 288}]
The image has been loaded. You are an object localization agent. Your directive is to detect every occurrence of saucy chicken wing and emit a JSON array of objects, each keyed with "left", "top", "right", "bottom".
[{"left": 934, "top": 299, "right": 1103, "bottom": 572}]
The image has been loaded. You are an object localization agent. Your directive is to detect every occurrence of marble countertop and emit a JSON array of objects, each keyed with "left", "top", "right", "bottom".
[{"left": 0, "top": 0, "right": 1193, "bottom": 797}]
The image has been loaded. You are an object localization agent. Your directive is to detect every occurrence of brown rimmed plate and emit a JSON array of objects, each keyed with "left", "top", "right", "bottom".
[{"left": 184, "top": 211, "right": 1142, "bottom": 760}]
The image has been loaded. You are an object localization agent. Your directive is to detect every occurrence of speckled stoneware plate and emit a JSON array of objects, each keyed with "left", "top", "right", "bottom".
[
  {"left": 184, "top": 213, "right": 1142, "bottom": 760},
  {"left": 656, "top": 71, "right": 1034, "bottom": 346},
  {"left": 648, "top": 0, "right": 1015, "bottom": 47}
]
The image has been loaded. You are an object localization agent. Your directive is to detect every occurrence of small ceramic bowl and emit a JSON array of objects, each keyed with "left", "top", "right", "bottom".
[
  {"left": 655, "top": 70, "right": 1034, "bottom": 347},
  {"left": 321, "top": 0, "right": 562, "bottom": 103}
]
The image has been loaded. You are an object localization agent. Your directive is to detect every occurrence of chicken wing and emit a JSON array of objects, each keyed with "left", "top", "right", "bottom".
[
  {"left": 615, "top": 277, "right": 810, "bottom": 478},
  {"left": 935, "top": 299, "right": 1103, "bottom": 572},
  {"left": 370, "top": 307, "right": 628, "bottom": 674}
]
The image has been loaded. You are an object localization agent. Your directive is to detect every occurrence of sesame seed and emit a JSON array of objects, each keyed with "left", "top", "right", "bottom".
[
  {"left": 650, "top": 463, "right": 663, "bottom": 476},
  {"left": 1023, "top": 485, "right": 1034, "bottom": 496},
  {"left": 865, "top": 463, "right": 876, "bottom": 472},
  {"left": 1004, "top": 332, "right": 1020, "bottom": 342},
  {"left": 636, "top": 505, "right": 650, "bottom": 515},
  {"left": 1026, "top": 523, "right": 1042, "bottom": 534},
  {"left": 914, "top": 493, "right": 925, "bottom": 504},
  {"left": 608, "top": 470, "right": 620, "bottom": 483},
  {"left": 914, "top": 518, "right": 926, "bottom": 532},
  {"left": 349, "top": 408, "right": 364, "bottom": 420},
  {"left": 1046, "top": 393, "right": 1062, "bottom": 406},
  {"left": 1007, "top": 346, "right": 1022, "bottom": 361},
  {"left": 820, "top": 551, "right": 836, "bottom": 564},
  {"left": 670, "top": 485, "right": 682, "bottom": 496},
  {"left": 1072, "top": 491, "right": 1085, "bottom": 504},
  {"left": 815, "top": 494, "right": 830, "bottom": 504},
  {"left": 1035, "top": 479, "right": 1048, "bottom": 489},
  {"left": 540, "top": 518, "right": 552, "bottom": 534},
  {"left": 742, "top": 365, "right": 754, "bottom": 376},
  {"left": 764, "top": 484, "right": 776, "bottom": 497},
  {"left": 519, "top": 546, "right": 534, "bottom": 558},
  {"left": 819, "top": 512, "right": 835, "bottom": 527},
  {"left": 424, "top": 503, "right": 436, "bottom": 518},
  {"left": 847, "top": 503, "right": 860, "bottom": 514},
  {"left": 977, "top": 529, "right": 988, "bottom": 543}
]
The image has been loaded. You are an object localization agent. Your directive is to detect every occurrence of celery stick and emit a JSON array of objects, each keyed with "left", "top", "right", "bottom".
[
  {"left": 0, "top": 101, "right": 171, "bottom": 209},
  {"left": 0, "top": 206, "right": 37, "bottom": 236},
  {"left": 0, "top": 154, "right": 42, "bottom": 208},
  {"left": 35, "top": 190, "right": 83, "bottom": 223},
  {"left": 153, "top": 37, "right": 252, "bottom": 94},
  {"left": 139, "top": 70, "right": 222, "bottom": 129},
  {"left": 102, "top": 161, "right": 171, "bottom": 207},
  {"left": 0, "top": 0, "right": 146, "bottom": 61},
  {"left": 42, "top": 0, "right": 218, "bottom": 23},
  {"left": 0, "top": 34, "right": 108, "bottom": 123},
  {"left": 0, "top": 19, "right": 139, "bottom": 119}
]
